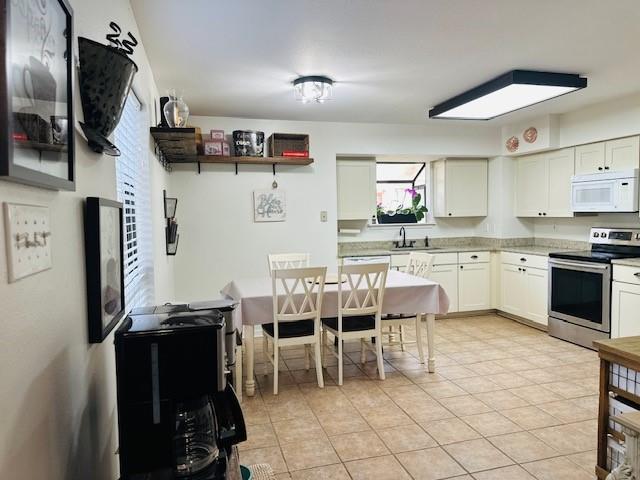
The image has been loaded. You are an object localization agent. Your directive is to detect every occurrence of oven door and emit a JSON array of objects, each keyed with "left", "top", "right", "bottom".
[{"left": 548, "top": 258, "right": 611, "bottom": 332}]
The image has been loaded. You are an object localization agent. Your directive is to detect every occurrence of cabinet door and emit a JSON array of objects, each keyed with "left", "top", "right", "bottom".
[
  {"left": 430, "top": 264, "right": 458, "bottom": 313},
  {"left": 432, "top": 160, "right": 447, "bottom": 217},
  {"left": 444, "top": 159, "right": 488, "bottom": 217},
  {"left": 546, "top": 148, "right": 575, "bottom": 217},
  {"left": 500, "top": 264, "right": 526, "bottom": 316},
  {"left": 575, "top": 142, "right": 605, "bottom": 174},
  {"left": 337, "top": 160, "right": 376, "bottom": 220},
  {"left": 611, "top": 281, "right": 640, "bottom": 338},
  {"left": 524, "top": 267, "right": 548, "bottom": 326},
  {"left": 516, "top": 154, "right": 548, "bottom": 217},
  {"left": 605, "top": 136, "right": 640, "bottom": 172},
  {"left": 458, "top": 263, "right": 490, "bottom": 311}
]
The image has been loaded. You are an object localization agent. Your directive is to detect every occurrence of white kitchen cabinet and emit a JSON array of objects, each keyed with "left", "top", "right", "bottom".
[
  {"left": 499, "top": 253, "right": 549, "bottom": 327},
  {"left": 515, "top": 148, "right": 574, "bottom": 218},
  {"left": 432, "top": 158, "right": 488, "bottom": 217},
  {"left": 337, "top": 159, "right": 376, "bottom": 220},
  {"left": 500, "top": 263, "right": 527, "bottom": 317},
  {"left": 574, "top": 136, "right": 639, "bottom": 175},
  {"left": 546, "top": 148, "right": 576, "bottom": 217},
  {"left": 575, "top": 142, "right": 606, "bottom": 175},
  {"left": 612, "top": 281, "right": 640, "bottom": 338},
  {"left": 606, "top": 136, "right": 640, "bottom": 172},
  {"left": 524, "top": 267, "right": 548, "bottom": 326},
  {"left": 611, "top": 264, "right": 640, "bottom": 338},
  {"left": 516, "top": 154, "right": 547, "bottom": 217},
  {"left": 390, "top": 254, "right": 409, "bottom": 271},
  {"left": 458, "top": 262, "right": 490, "bottom": 311},
  {"left": 430, "top": 264, "right": 459, "bottom": 313}
]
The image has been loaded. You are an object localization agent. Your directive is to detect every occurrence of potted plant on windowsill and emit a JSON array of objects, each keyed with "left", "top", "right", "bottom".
[{"left": 377, "top": 189, "right": 428, "bottom": 224}]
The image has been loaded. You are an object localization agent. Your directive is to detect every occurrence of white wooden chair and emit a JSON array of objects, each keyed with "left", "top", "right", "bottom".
[
  {"left": 263, "top": 266, "right": 326, "bottom": 395},
  {"left": 321, "top": 263, "right": 388, "bottom": 385},
  {"left": 381, "top": 252, "right": 434, "bottom": 363},
  {"left": 267, "top": 253, "right": 310, "bottom": 274}
]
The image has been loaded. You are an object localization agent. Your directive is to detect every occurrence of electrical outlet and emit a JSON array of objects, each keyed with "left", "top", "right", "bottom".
[{"left": 320, "top": 211, "right": 328, "bottom": 222}]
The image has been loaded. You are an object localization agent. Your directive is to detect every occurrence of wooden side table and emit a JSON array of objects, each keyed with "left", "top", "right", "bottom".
[{"left": 594, "top": 337, "right": 640, "bottom": 479}]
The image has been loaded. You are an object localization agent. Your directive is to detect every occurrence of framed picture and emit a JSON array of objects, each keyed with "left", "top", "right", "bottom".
[
  {"left": 254, "top": 189, "right": 286, "bottom": 222},
  {"left": 0, "top": 0, "right": 75, "bottom": 190},
  {"left": 84, "top": 197, "right": 125, "bottom": 343}
]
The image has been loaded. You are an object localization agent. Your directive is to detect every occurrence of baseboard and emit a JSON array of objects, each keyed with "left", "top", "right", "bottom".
[
  {"left": 495, "top": 311, "right": 548, "bottom": 332},
  {"left": 436, "top": 309, "right": 497, "bottom": 319}
]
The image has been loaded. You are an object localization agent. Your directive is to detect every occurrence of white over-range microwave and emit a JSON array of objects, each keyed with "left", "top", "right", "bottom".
[{"left": 571, "top": 169, "right": 639, "bottom": 213}]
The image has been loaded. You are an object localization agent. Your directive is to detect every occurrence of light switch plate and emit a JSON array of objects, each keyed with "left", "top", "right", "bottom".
[
  {"left": 3, "top": 203, "right": 52, "bottom": 282},
  {"left": 320, "top": 211, "right": 328, "bottom": 222}
]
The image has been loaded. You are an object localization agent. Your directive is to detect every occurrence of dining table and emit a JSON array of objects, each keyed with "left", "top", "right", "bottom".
[{"left": 221, "top": 269, "right": 450, "bottom": 397}]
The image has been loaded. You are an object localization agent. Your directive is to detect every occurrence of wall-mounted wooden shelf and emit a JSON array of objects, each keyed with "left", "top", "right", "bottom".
[{"left": 150, "top": 127, "right": 313, "bottom": 174}]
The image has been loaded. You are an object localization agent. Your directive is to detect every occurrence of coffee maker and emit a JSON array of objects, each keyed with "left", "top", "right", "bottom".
[{"left": 114, "top": 304, "right": 246, "bottom": 479}]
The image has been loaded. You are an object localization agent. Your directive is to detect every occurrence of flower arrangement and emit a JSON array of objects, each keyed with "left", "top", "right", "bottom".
[{"left": 377, "top": 188, "right": 428, "bottom": 222}]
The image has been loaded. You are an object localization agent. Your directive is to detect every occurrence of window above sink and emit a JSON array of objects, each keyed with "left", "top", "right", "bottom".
[{"left": 376, "top": 160, "right": 431, "bottom": 225}]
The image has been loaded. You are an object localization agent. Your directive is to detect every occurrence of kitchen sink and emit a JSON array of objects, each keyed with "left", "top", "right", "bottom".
[{"left": 390, "top": 246, "right": 442, "bottom": 252}]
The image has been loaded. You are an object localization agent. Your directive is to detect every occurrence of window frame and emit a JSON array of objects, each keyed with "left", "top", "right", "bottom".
[{"left": 375, "top": 161, "right": 431, "bottom": 225}]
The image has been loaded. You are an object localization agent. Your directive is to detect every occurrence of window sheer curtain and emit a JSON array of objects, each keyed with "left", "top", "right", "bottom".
[{"left": 115, "top": 93, "right": 155, "bottom": 310}]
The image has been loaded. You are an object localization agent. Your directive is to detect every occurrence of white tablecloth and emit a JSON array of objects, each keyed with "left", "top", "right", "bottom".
[{"left": 221, "top": 269, "right": 450, "bottom": 327}]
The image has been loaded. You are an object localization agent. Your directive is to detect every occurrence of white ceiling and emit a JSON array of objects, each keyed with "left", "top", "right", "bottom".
[{"left": 131, "top": 0, "right": 640, "bottom": 125}]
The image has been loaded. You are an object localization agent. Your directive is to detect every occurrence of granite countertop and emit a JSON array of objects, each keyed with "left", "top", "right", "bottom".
[
  {"left": 338, "top": 242, "right": 578, "bottom": 258},
  {"left": 612, "top": 258, "right": 640, "bottom": 268}
]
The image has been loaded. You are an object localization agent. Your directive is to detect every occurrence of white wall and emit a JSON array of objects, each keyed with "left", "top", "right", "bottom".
[
  {"left": 170, "top": 117, "right": 498, "bottom": 298},
  {"left": 477, "top": 156, "right": 533, "bottom": 239},
  {"left": 0, "top": 2, "right": 173, "bottom": 478}
]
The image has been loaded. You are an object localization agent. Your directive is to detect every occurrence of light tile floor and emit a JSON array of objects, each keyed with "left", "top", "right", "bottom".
[{"left": 238, "top": 315, "right": 599, "bottom": 480}]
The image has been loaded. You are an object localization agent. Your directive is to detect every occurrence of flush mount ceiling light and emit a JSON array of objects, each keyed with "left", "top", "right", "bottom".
[
  {"left": 293, "top": 75, "right": 333, "bottom": 103},
  {"left": 428, "top": 70, "right": 587, "bottom": 120}
]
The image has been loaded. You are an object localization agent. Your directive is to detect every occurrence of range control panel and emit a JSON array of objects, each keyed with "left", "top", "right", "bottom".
[{"left": 591, "top": 227, "right": 640, "bottom": 245}]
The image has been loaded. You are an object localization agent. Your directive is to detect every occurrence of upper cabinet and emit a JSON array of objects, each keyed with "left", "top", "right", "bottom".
[
  {"left": 432, "top": 158, "right": 488, "bottom": 217},
  {"left": 337, "top": 159, "right": 376, "bottom": 220},
  {"left": 574, "top": 136, "right": 639, "bottom": 175},
  {"left": 515, "top": 148, "right": 575, "bottom": 218}
]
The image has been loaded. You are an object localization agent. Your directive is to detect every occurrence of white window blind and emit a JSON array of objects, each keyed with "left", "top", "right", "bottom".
[{"left": 115, "top": 93, "right": 154, "bottom": 310}]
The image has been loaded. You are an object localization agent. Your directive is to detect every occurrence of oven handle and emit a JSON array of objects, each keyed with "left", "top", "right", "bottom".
[{"left": 548, "top": 258, "right": 610, "bottom": 270}]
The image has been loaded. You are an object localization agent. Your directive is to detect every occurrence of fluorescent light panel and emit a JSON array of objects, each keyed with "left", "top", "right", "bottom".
[{"left": 429, "top": 70, "right": 587, "bottom": 120}]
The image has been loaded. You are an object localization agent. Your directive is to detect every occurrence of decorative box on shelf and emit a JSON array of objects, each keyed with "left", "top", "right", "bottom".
[{"left": 268, "top": 133, "right": 309, "bottom": 157}]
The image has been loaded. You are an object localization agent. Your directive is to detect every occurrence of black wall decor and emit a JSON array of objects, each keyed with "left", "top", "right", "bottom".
[
  {"left": 164, "top": 189, "right": 179, "bottom": 255},
  {"left": 78, "top": 36, "right": 138, "bottom": 156},
  {"left": 84, "top": 197, "right": 126, "bottom": 343},
  {"left": 0, "top": 0, "right": 75, "bottom": 190}
]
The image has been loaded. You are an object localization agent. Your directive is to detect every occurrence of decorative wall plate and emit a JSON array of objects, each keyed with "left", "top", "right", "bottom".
[
  {"left": 506, "top": 136, "right": 519, "bottom": 152},
  {"left": 523, "top": 127, "right": 538, "bottom": 143}
]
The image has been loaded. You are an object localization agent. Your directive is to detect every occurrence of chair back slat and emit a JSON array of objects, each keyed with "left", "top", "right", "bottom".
[
  {"left": 268, "top": 253, "right": 310, "bottom": 274},
  {"left": 405, "top": 252, "right": 434, "bottom": 278},
  {"left": 272, "top": 267, "right": 326, "bottom": 323},
  {"left": 338, "top": 263, "right": 388, "bottom": 317}
]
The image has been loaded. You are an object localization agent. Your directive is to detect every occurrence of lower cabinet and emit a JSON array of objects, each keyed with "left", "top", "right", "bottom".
[
  {"left": 458, "top": 262, "right": 491, "bottom": 311},
  {"left": 430, "top": 251, "right": 490, "bottom": 313},
  {"left": 431, "top": 263, "right": 459, "bottom": 312},
  {"left": 499, "top": 254, "right": 548, "bottom": 327},
  {"left": 611, "top": 270, "right": 640, "bottom": 338},
  {"left": 500, "top": 264, "right": 527, "bottom": 317}
]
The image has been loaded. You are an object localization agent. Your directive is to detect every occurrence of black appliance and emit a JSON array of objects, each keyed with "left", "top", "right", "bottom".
[
  {"left": 548, "top": 227, "right": 640, "bottom": 349},
  {"left": 115, "top": 303, "right": 246, "bottom": 480}
]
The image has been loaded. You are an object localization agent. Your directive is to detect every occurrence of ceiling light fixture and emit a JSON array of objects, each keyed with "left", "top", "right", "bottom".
[
  {"left": 293, "top": 75, "right": 333, "bottom": 104},
  {"left": 428, "top": 70, "right": 587, "bottom": 120}
]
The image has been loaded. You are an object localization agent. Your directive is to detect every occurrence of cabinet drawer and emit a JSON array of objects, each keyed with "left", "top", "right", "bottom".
[
  {"left": 613, "top": 265, "right": 640, "bottom": 285},
  {"left": 501, "top": 252, "right": 548, "bottom": 270},
  {"left": 458, "top": 251, "right": 490, "bottom": 264},
  {"left": 390, "top": 254, "right": 410, "bottom": 268},
  {"left": 432, "top": 252, "right": 459, "bottom": 265}
]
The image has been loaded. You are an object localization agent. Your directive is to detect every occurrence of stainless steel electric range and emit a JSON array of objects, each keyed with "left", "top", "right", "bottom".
[{"left": 548, "top": 227, "right": 640, "bottom": 349}]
